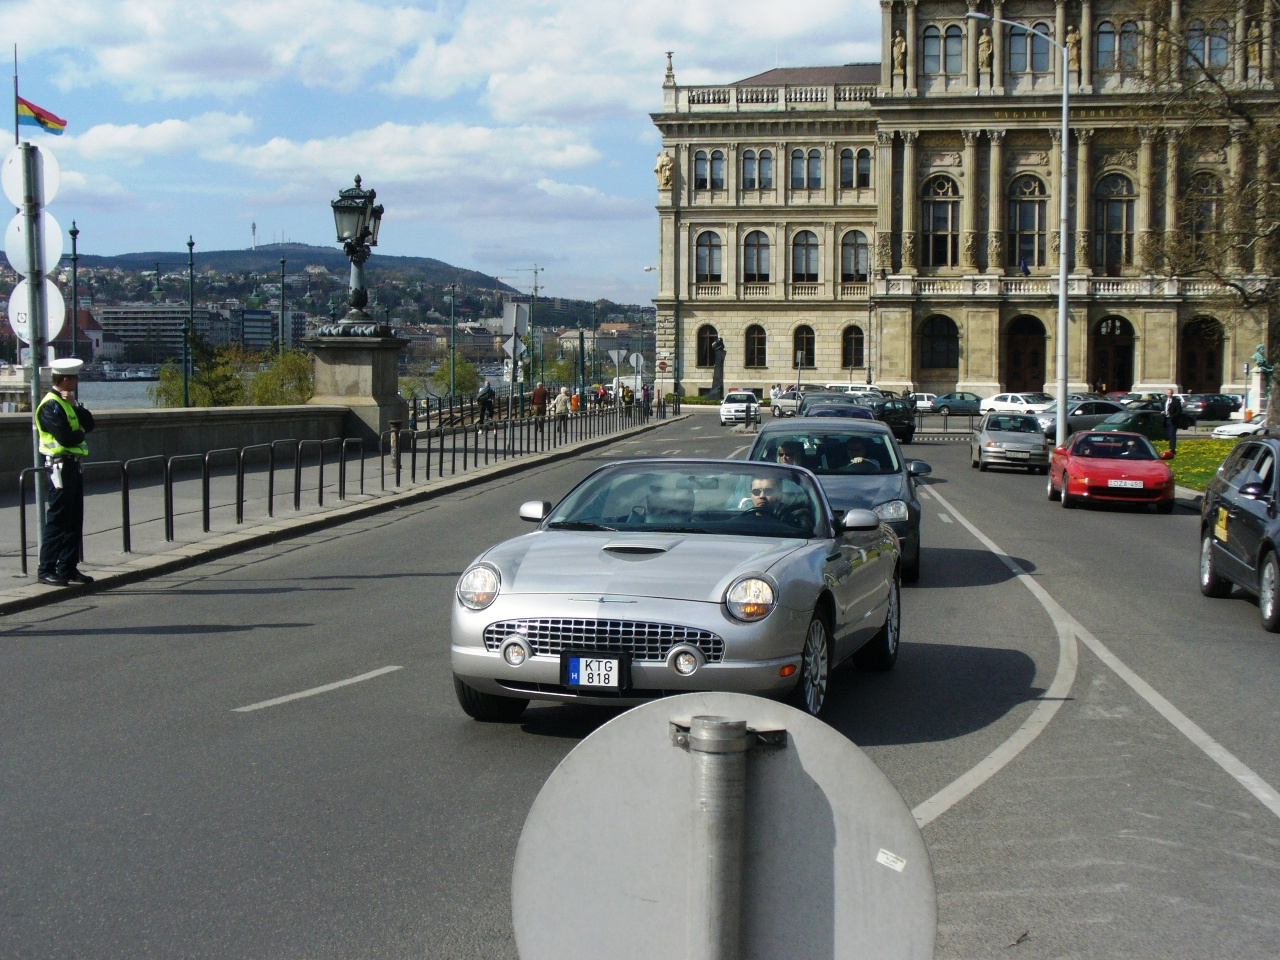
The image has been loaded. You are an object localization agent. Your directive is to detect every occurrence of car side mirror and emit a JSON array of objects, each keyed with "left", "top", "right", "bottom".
[
  {"left": 1053, "top": 446, "right": 1068, "bottom": 456},
  {"left": 520, "top": 500, "right": 552, "bottom": 522},
  {"left": 837, "top": 508, "right": 882, "bottom": 533},
  {"left": 907, "top": 460, "right": 932, "bottom": 477},
  {"left": 1240, "top": 481, "right": 1271, "bottom": 501},
  {"left": 1159, "top": 450, "right": 1175, "bottom": 461}
]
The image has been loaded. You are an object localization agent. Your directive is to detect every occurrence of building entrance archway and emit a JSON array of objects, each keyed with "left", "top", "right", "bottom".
[
  {"left": 1004, "top": 315, "right": 1046, "bottom": 392},
  {"left": 1179, "top": 317, "right": 1224, "bottom": 394},
  {"left": 1089, "top": 316, "right": 1135, "bottom": 393}
]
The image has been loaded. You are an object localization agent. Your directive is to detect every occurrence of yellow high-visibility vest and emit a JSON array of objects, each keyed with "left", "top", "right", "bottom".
[{"left": 36, "top": 391, "right": 89, "bottom": 458}]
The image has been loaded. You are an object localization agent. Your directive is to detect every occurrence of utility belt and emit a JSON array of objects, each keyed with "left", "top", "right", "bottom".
[{"left": 44, "top": 454, "right": 81, "bottom": 490}]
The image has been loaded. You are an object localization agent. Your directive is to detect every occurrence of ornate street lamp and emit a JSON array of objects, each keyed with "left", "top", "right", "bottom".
[{"left": 321, "top": 175, "right": 387, "bottom": 336}]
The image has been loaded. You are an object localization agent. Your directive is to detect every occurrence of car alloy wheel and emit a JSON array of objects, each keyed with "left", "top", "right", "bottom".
[
  {"left": 1046, "top": 472, "right": 1060, "bottom": 501},
  {"left": 1199, "top": 534, "right": 1231, "bottom": 598},
  {"left": 791, "top": 612, "right": 831, "bottom": 716},
  {"left": 1260, "top": 553, "right": 1280, "bottom": 633},
  {"left": 938, "top": 406, "right": 951, "bottom": 416},
  {"left": 857, "top": 579, "right": 901, "bottom": 670},
  {"left": 1060, "top": 475, "right": 1076, "bottom": 508}
]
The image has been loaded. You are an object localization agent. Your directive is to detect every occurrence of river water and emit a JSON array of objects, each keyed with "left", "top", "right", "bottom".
[{"left": 77, "top": 381, "right": 157, "bottom": 410}]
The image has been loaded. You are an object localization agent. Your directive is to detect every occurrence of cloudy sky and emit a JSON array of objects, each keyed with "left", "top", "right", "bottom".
[{"left": 3, "top": 0, "right": 881, "bottom": 302}]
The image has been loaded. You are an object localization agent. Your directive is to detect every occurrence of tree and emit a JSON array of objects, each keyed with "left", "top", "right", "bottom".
[
  {"left": 248, "top": 349, "right": 314, "bottom": 405},
  {"left": 149, "top": 336, "right": 258, "bottom": 407},
  {"left": 430, "top": 353, "right": 480, "bottom": 396}
]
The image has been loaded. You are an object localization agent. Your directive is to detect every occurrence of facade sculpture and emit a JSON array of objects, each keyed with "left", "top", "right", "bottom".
[
  {"left": 654, "top": 151, "right": 674, "bottom": 189},
  {"left": 979, "top": 29, "right": 993, "bottom": 73},
  {"left": 892, "top": 30, "right": 907, "bottom": 78},
  {"left": 1065, "top": 25, "right": 1081, "bottom": 74}
]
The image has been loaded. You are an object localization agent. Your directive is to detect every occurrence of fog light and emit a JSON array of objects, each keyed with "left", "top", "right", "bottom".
[
  {"left": 502, "top": 639, "right": 529, "bottom": 666},
  {"left": 780, "top": 664, "right": 797, "bottom": 678},
  {"left": 674, "top": 651, "right": 698, "bottom": 676}
]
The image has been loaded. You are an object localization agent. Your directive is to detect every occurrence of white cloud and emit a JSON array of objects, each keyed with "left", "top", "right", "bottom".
[{"left": 61, "top": 113, "right": 256, "bottom": 163}]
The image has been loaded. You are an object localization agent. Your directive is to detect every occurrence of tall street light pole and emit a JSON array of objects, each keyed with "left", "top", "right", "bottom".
[
  {"left": 69, "top": 221, "right": 78, "bottom": 361},
  {"left": 969, "top": 12, "right": 1072, "bottom": 450},
  {"left": 278, "top": 257, "right": 287, "bottom": 354},
  {"left": 447, "top": 281, "right": 458, "bottom": 396},
  {"left": 186, "top": 237, "right": 194, "bottom": 407}
]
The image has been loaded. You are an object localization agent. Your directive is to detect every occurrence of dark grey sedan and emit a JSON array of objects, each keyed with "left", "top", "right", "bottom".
[
  {"left": 748, "top": 419, "right": 930, "bottom": 583},
  {"left": 1035, "top": 399, "right": 1127, "bottom": 438},
  {"left": 970, "top": 413, "right": 1050, "bottom": 473}
]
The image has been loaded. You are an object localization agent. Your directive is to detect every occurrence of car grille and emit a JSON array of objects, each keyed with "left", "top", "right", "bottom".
[{"left": 483, "top": 618, "right": 725, "bottom": 662}]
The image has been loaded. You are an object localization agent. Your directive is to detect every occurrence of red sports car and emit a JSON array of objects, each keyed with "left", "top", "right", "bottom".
[{"left": 1047, "top": 431, "right": 1176, "bottom": 512}]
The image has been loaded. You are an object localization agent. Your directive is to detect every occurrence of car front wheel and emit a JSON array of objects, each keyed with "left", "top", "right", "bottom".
[
  {"left": 1061, "top": 475, "right": 1076, "bottom": 508},
  {"left": 1199, "top": 534, "right": 1231, "bottom": 598},
  {"left": 938, "top": 405, "right": 951, "bottom": 416},
  {"left": 453, "top": 676, "right": 529, "bottom": 722},
  {"left": 1046, "top": 471, "right": 1060, "bottom": 501},
  {"left": 789, "top": 611, "right": 831, "bottom": 717},
  {"left": 857, "top": 579, "right": 901, "bottom": 671},
  {"left": 1260, "top": 553, "right": 1280, "bottom": 633}
]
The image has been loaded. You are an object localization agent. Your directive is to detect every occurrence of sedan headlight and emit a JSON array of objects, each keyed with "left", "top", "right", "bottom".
[
  {"left": 984, "top": 441, "right": 1004, "bottom": 449},
  {"left": 725, "top": 577, "right": 775, "bottom": 622},
  {"left": 457, "top": 564, "right": 501, "bottom": 610},
  {"left": 874, "top": 499, "right": 909, "bottom": 523}
]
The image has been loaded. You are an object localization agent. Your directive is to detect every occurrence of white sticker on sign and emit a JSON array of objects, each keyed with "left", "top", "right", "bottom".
[{"left": 876, "top": 848, "right": 907, "bottom": 873}]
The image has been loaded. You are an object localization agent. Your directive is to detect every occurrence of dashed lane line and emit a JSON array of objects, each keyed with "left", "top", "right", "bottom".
[
  {"left": 937, "top": 513, "right": 953, "bottom": 523},
  {"left": 232, "top": 666, "right": 404, "bottom": 713}
]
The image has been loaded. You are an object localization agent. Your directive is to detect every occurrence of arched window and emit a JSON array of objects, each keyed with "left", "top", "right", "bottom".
[
  {"left": 710, "top": 150, "right": 725, "bottom": 190},
  {"left": 922, "top": 175, "right": 961, "bottom": 267},
  {"left": 694, "top": 150, "right": 709, "bottom": 191},
  {"left": 921, "top": 316, "right": 960, "bottom": 369},
  {"left": 744, "top": 231, "right": 771, "bottom": 283},
  {"left": 1096, "top": 21, "right": 1117, "bottom": 72},
  {"left": 923, "top": 25, "right": 942, "bottom": 74},
  {"left": 696, "top": 325, "right": 719, "bottom": 367},
  {"left": 758, "top": 150, "right": 773, "bottom": 188},
  {"left": 695, "top": 231, "right": 722, "bottom": 283},
  {"left": 1187, "top": 172, "right": 1224, "bottom": 251},
  {"left": 1010, "top": 22, "right": 1052, "bottom": 74},
  {"left": 745, "top": 324, "right": 767, "bottom": 368},
  {"left": 1030, "top": 22, "right": 1051, "bottom": 72},
  {"left": 1208, "top": 20, "right": 1230, "bottom": 69},
  {"left": 791, "top": 149, "right": 806, "bottom": 189},
  {"left": 842, "top": 325, "right": 865, "bottom": 369},
  {"left": 1010, "top": 24, "right": 1029, "bottom": 73},
  {"left": 840, "top": 149, "right": 855, "bottom": 189},
  {"left": 945, "top": 25, "right": 964, "bottom": 74},
  {"left": 856, "top": 149, "right": 872, "bottom": 188},
  {"left": 1187, "top": 21, "right": 1206, "bottom": 67},
  {"left": 742, "top": 150, "right": 757, "bottom": 190},
  {"left": 793, "top": 326, "right": 815, "bottom": 368},
  {"left": 1119, "top": 22, "right": 1140, "bottom": 73},
  {"left": 1095, "top": 174, "right": 1135, "bottom": 276},
  {"left": 1008, "top": 175, "right": 1048, "bottom": 269},
  {"left": 841, "top": 230, "right": 870, "bottom": 282},
  {"left": 807, "top": 149, "right": 822, "bottom": 188},
  {"left": 792, "top": 230, "right": 820, "bottom": 283}
]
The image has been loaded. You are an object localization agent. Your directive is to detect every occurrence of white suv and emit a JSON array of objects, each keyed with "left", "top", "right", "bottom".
[
  {"left": 982, "top": 392, "right": 1055, "bottom": 414},
  {"left": 720, "top": 390, "right": 760, "bottom": 426}
]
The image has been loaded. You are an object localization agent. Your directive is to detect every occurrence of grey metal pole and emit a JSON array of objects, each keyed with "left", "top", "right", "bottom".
[
  {"left": 185, "top": 237, "right": 193, "bottom": 407},
  {"left": 22, "top": 143, "right": 47, "bottom": 554},
  {"left": 279, "top": 257, "right": 286, "bottom": 353},
  {"left": 69, "top": 221, "right": 78, "bottom": 360},
  {"left": 686, "top": 715, "right": 751, "bottom": 960}
]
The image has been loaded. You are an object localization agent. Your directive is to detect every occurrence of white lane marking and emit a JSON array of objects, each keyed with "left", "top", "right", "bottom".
[
  {"left": 919, "top": 487, "right": 1280, "bottom": 826},
  {"left": 917, "top": 488, "right": 931, "bottom": 501},
  {"left": 937, "top": 513, "right": 953, "bottom": 523},
  {"left": 233, "top": 666, "right": 404, "bottom": 713},
  {"left": 730, "top": 443, "right": 753, "bottom": 458},
  {"left": 662, "top": 448, "right": 683, "bottom": 456}
]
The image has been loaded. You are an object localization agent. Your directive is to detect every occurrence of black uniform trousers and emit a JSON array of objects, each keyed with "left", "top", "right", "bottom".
[{"left": 38, "top": 459, "right": 84, "bottom": 578}]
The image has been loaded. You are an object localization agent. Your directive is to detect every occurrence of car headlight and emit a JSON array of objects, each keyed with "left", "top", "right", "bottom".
[
  {"left": 874, "top": 499, "right": 909, "bottom": 522},
  {"left": 984, "top": 441, "right": 1004, "bottom": 449},
  {"left": 457, "top": 564, "right": 501, "bottom": 610},
  {"left": 725, "top": 577, "right": 775, "bottom": 622}
]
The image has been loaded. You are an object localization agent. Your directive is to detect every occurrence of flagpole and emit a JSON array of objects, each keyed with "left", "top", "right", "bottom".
[{"left": 14, "top": 45, "right": 19, "bottom": 146}]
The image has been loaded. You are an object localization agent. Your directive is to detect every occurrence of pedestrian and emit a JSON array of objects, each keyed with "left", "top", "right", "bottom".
[
  {"left": 553, "top": 385, "right": 571, "bottom": 439},
  {"left": 642, "top": 382, "right": 652, "bottom": 416},
  {"left": 36, "top": 358, "right": 95, "bottom": 587},
  {"left": 477, "top": 379, "right": 496, "bottom": 426},
  {"left": 532, "top": 380, "right": 549, "bottom": 433},
  {"left": 1163, "top": 387, "right": 1182, "bottom": 455}
]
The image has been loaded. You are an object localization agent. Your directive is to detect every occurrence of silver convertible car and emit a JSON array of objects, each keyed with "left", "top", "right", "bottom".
[{"left": 451, "top": 459, "right": 902, "bottom": 722}]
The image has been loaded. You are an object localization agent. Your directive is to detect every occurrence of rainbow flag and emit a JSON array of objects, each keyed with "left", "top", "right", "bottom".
[{"left": 17, "top": 95, "right": 66, "bottom": 135}]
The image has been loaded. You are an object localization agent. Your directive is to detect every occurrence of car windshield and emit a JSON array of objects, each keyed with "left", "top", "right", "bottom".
[
  {"left": 752, "top": 431, "right": 901, "bottom": 476},
  {"left": 545, "top": 462, "right": 824, "bottom": 538},
  {"left": 724, "top": 393, "right": 755, "bottom": 403},
  {"left": 987, "top": 415, "right": 1042, "bottom": 433},
  {"left": 1100, "top": 413, "right": 1131, "bottom": 424},
  {"left": 1072, "top": 434, "right": 1158, "bottom": 459},
  {"left": 1019, "top": 393, "right": 1053, "bottom": 403}
]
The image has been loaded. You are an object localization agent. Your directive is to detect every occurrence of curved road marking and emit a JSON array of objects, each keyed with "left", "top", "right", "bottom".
[{"left": 914, "top": 487, "right": 1280, "bottom": 828}]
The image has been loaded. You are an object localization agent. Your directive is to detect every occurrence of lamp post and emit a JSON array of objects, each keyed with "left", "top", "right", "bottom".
[
  {"left": 446, "top": 281, "right": 458, "bottom": 396},
  {"left": 323, "top": 175, "right": 386, "bottom": 335},
  {"left": 278, "top": 257, "right": 287, "bottom": 353},
  {"left": 969, "top": 11, "right": 1072, "bottom": 449},
  {"left": 150, "top": 243, "right": 197, "bottom": 406},
  {"left": 69, "top": 221, "right": 78, "bottom": 361}
]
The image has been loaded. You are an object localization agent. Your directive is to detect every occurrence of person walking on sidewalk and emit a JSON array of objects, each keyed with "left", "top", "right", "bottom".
[
  {"left": 532, "top": 380, "right": 549, "bottom": 434},
  {"left": 477, "top": 379, "right": 496, "bottom": 426},
  {"left": 35, "top": 358, "right": 96, "bottom": 587},
  {"left": 552, "top": 386, "right": 571, "bottom": 440},
  {"left": 1163, "top": 388, "right": 1182, "bottom": 455}
]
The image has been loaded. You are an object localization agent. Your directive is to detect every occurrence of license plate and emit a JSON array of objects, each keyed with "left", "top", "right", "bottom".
[
  {"left": 563, "top": 653, "right": 624, "bottom": 689},
  {"left": 1108, "top": 479, "right": 1143, "bottom": 488},
  {"left": 1007, "top": 451, "right": 1029, "bottom": 459}
]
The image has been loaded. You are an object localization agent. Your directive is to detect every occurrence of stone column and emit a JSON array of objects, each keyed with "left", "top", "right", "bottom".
[
  {"left": 1258, "top": 140, "right": 1273, "bottom": 274},
  {"left": 993, "top": 1, "right": 1006, "bottom": 94},
  {"left": 1075, "top": 128, "right": 1094, "bottom": 274},
  {"left": 1164, "top": 129, "right": 1181, "bottom": 249},
  {"left": 902, "top": 131, "right": 919, "bottom": 274},
  {"left": 881, "top": 1, "right": 894, "bottom": 93},
  {"left": 727, "top": 142, "right": 739, "bottom": 200},
  {"left": 825, "top": 141, "right": 836, "bottom": 205},
  {"left": 824, "top": 221, "right": 837, "bottom": 297},
  {"left": 961, "top": 130, "right": 980, "bottom": 271},
  {"left": 1048, "top": 129, "right": 1063, "bottom": 269},
  {"left": 1236, "top": 0, "right": 1249, "bottom": 83},
  {"left": 1054, "top": 0, "right": 1067, "bottom": 88},
  {"left": 1228, "top": 126, "right": 1246, "bottom": 273},
  {"left": 1137, "top": 128, "right": 1156, "bottom": 271},
  {"left": 906, "top": 0, "right": 919, "bottom": 96},
  {"left": 876, "top": 131, "right": 896, "bottom": 272},
  {"left": 966, "top": 1, "right": 980, "bottom": 91},
  {"left": 987, "top": 130, "right": 1006, "bottom": 274},
  {"left": 1169, "top": 1, "right": 1183, "bottom": 85},
  {"left": 1266, "top": 0, "right": 1275, "bottom": 86},
  {"left": 1080, "top": 0, "right": 1094, "bottom": 93}
]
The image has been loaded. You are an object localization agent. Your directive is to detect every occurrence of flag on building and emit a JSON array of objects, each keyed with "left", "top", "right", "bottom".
[{"left": 17, "top": 95, "right": 66, "bottom": 135}]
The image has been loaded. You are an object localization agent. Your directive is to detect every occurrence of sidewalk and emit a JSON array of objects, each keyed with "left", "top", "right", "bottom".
[{"left": 1, "top": 414, "right": 684, "bottom": 615}]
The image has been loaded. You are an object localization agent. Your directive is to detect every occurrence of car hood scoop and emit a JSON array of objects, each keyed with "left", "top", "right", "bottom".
[{"left": 601, "top": 540, "right": 677, "bottom": 558}]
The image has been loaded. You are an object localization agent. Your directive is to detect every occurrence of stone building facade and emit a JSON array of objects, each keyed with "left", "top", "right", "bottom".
[{"left": 651, "top": 0, "right": 1277, "bottom": 400}]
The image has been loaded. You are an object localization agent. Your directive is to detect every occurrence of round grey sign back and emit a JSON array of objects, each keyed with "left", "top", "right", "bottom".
[{"left": 512, "top": 692, "right": 935, "bottom": 960}]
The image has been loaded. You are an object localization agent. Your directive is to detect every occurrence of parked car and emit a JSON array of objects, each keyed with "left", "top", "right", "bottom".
[
  {"left": 1183, "top": 394, "right": 1234, "bottom": 421},
  {"left": 719, "top": 390, "right": 760, "bottom": 426},
  {"left": 970, "top": 413, "right": 1051, "bottom": 473},
  {"left": 747, "top": 419, "right": 930, "bottom": 582},
  {"left": 771, "top": 386, "right": 823, "bottom": 417},
  {"left": 450, "top": 458, "right": 903, "bottom": 720},
  {"left": 1126, "top": 398, "right": 1165, "bottom": 412},
  {"left": 1091, "top": 409, "right": 1168, "bottom": 443},
  {"left": 982, "top": 392, "right": 1055, "bottom": 414},
  {"left": 932, "top": 391, "right": 984, "bottom": 416},
  {"left": 806, "top": 403, "right": 877, "bottom": 420},
  {"left": 913, "top": 392, "right": 939, "bottom": 412},
  {"left": 1047, "top": 431, "right": 1176, "bottom": 511},
  {"left": 1200, "top": 435, "right": 1280, "bottom": 630},
  {"left": 797, "top": 391, "right": 862, "bottom": 417},
  {"left": 1212, "top": 416, "right": 1268, "bottom": 439},
  {"left": 1035, "top": 399, "right": 1128, "bottom": 438},
  {"left": 862, "top": 396, "right": 917, "bottom": 443}
]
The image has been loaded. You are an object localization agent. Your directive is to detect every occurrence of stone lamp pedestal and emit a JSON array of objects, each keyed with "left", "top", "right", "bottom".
[{"left": 304, "top": 334, "right": 407, "bottom": 440}]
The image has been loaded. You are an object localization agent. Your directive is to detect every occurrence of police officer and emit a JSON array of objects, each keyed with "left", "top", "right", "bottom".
[{"left": 36, "top": 358, "right": 95, "bottom": 586}]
